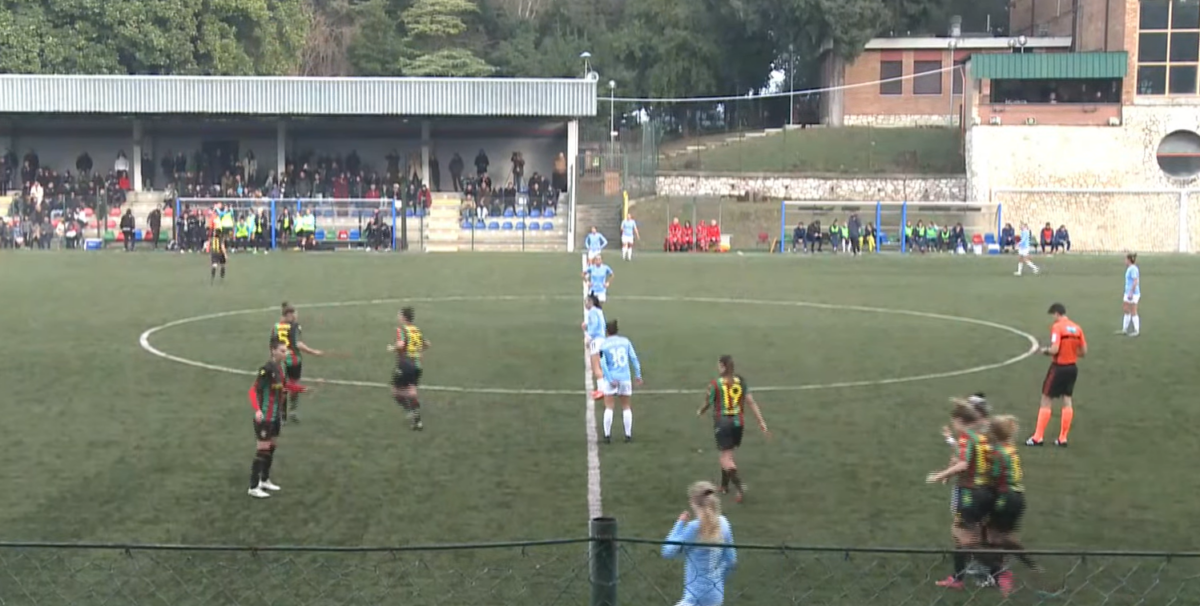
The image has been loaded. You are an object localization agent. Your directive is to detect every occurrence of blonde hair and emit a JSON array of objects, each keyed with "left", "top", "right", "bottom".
[
  {"left": 990, "top": 415, "right": 1019, "bottom": 444},
  {"left": 688, "top": 481, "right": 724, "bottom": 542}
]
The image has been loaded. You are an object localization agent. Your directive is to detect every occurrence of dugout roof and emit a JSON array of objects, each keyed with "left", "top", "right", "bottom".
[{"left": 0, "top": 75, "right": 598, "bottom": 118}]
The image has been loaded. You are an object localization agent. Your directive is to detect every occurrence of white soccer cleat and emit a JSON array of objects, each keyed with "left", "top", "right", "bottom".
[
  {"left": 248, "top": 487, "right": 271, "bottom": 498},
  {"left": 1128, "top": 331, "right": 1139, "bottom": 338},
  {"left": 259, "top": 480, "right": 281, "bottom": 491}
]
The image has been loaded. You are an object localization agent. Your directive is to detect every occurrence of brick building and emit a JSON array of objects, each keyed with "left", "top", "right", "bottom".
[
  {"left": 821, "top": 36, "right": 1071, "bottom": 126},
  {"left": 968, "top": 0, "right": 1200, "bottom": 253}
]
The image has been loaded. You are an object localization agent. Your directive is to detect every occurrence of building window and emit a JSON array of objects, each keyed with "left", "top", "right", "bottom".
[
  {"left": 1138, "top": 0, "right": 1200, "bottom": 95},
  {"left": 879, "top": 61, "right": 903, "bottom": 95},
  {"left": 913, "top": 60, "right": 943, "bottom": 95},
  {"left": 1156, "top": 130, "right": 1200, "bottom": 177},
  {"left": 952, "top": 60, "right": 967, "bottom": 94}
]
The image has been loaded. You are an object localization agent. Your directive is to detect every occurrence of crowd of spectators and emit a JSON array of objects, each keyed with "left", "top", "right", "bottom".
[
  {"left": 999, "top": 222, "right": 1071, "bottom": 253},
  {"left": 458, "top": 150, "right": 566, "bottom": 221}
]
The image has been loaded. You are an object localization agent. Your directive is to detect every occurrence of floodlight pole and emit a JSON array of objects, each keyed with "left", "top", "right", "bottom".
[
  {"left": 608, "top": 80, "right": 617, "bottom": 158},
  {"left": 788, "top": 44, "right": 795, "bottom": 126}
]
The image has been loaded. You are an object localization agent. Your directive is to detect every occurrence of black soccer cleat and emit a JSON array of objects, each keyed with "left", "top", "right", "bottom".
[
  {"left": 1054, "top": 439, "right": 1067, "bottom": 447},
  {"left": 603, "top": 436, "right": 611, "bottom": 445},
  {"left": 624, "top": 436, "right": 632, "bottom": 444},
  {"left": 1025, "top": 437, "right": 1043, "bottom": 447}
]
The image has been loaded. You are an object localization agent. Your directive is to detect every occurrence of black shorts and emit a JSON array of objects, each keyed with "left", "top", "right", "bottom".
[
  {"left": 392, "top": 360, "right": 422, "bottom": 388},
  {"left": 1042, "top": 363, "right": 1078, "bottom": 399},
  {"left": 285, "top": 363, "right": 302, "bottom": 382},
  {"left": 988, "top": 492, "right": 1026, "bottom": 533},
  {"left": 714, "top": 421, "right": 744, "bottom": 451},
  {"left": 254, "top": 419, "right": 281, "bottom": 440},
  {"left": 956, "top": 486, "right": 995, "bottom": 527},
  {"left": 211, "top": 253, "right": 226, "bottom": 265}
]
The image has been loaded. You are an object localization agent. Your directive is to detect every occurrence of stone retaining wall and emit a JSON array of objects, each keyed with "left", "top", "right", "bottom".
[{"left": 656, "top": 173, "right": 966, "bottom": 202}]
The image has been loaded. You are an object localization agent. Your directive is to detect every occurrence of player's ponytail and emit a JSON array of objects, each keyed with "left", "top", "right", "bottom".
[
  {"left": 688, "top": 481, "right": 724, "bottom": 543},
  {"left": 588, "top": 294, "right": 602, "bottom": 309}
]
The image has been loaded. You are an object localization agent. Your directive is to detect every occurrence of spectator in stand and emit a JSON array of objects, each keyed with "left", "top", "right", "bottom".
[
  {"left": 474, "top": 149, "right": 489, "bottom": 176},
  {"left": 511, "top": 152, "right": 525, "bottom": 190},
  {"left": 553, "top": 153, "right": 567, "bottom": 192},
  {"left": 120, "top": 208, "right": 136, "bottom": 251},
  {"left": 1053, "top": 225, "right": 1071, "bottom": 253},
  {"left": 791, "top": 221, "right": 807, "bottom": 253},
  {"left": 1040, "top": 223, "right": 1054, "bottom": 253},
  {"left": 449, "top": 153, "right": 464, "bottom": 192},
  {"left": 418, "top": 184, "right": 433, "bottom": 209},
  {"left": 1000, "top": 222, "right": 1016, "bottom": 252},
  {"left": 502, "top": 181, "right": 517, "bottom": 212}
]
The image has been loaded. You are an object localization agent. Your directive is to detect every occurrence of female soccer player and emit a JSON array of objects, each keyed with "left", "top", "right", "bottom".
[
  {"left": 389, "top": 307, "right": 430, "bottom": 431},
  {"left": 697, "top": 356, "right": 769, "bottom": 503},
  {"left": 273, "top": 303, "right": 325, "bottom": 423},
  {"left": 620, "top": 213, "right": 640, "bottom": 261},
  {"left": 1120, "top": 253, "right": 1140, "bottom": 337},
  {"left": 927, "top": 402, "right": 993, "bottom": 590},
  {"left": 583, "top": 255, "right": 614, "bottom": 302},
  {"left": 584, "top": 226, "right": 608, "bottom": 260},
  {"left": 209, "top": 229, "right": 227, "bottom": 284},
  {"left": 986, "top": 415, "right": 1038, "bottom": 595},
  {"left": 583, "top": 295, "right": 607, "bottom": 399},
  {"left": 1014, "top": 222, "right": 1039, "bottom": 276},
  {"left": 598, "top": 320, "right": 642, "bottom": 443},
  {"left": 248, "top": 340, "right": 311, "bottom": 498},
  {"left": 661, "top": 481, "right": 738, "bottom": 606}
]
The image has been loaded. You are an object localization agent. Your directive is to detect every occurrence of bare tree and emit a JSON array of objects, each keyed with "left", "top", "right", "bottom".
[{"left": 297, "top": 0, "right": 358, "bottom": 76}]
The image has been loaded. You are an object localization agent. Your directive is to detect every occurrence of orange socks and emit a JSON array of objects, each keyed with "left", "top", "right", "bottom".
[
  {"left": 1058, "top": 407, "right": 1074, "bottom": 443},
  {"left": 1032, "top": 407, "right": 1052, "bottom": 442}
]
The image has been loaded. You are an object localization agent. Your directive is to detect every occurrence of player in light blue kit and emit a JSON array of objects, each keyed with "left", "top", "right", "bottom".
[
  {"left": 1015, "top": 222, "right": 1040, "bottom": 276},
  {"left": 584, "top": 226, "right": 608, "bottom": 261},
  {"left": 620, "top": 213, "right": 640, "bottom": 261},
  {"left": 583, "top": 255, "right": 614, "bottom": 303},
  {"left": 598, "top": 320, "right": 642, "bottom": 443},
  {"left": 582, "top": 294, "right": 607, "bottom": 398},
  {"left": 662, "top": 481, "right": 737, "bottom": 606},
  {"left": 1120, "top": 252, "right": 1140, "bottom": 337}
]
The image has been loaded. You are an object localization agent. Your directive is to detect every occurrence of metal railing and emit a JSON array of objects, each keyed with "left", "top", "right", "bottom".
[{"left": 3, "top": 520, "right": 1198, "bottom": 606}]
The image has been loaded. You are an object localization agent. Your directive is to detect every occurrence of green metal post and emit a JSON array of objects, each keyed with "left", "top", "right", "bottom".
[{"left": 590, "top": 517, "right": 618, "bottom": 606}]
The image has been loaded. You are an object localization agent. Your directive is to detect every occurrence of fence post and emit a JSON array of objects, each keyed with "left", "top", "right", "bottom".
[
  {"left": 996, "top": 202, "right": 1003, "bottom": 244},
  {"left": 589, "top": 517, "right": 618, "bottom": 606},
  {"left": 270, "top": 199, "right": 277, "bottom": 250},
  {"left": 874, "top": 202, "right": 882, "bottom": 253}
]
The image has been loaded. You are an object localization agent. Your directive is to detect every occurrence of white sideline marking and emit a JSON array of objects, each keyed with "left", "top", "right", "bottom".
[
  {"left": 582, "top": 254, "right": 603, "bottom": 519},
  {"left": 138, "top": 295, "right": 1040, "bottom": 396}
]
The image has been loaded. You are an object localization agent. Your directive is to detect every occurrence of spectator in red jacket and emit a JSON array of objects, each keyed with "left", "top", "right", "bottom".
[{"left": 665, "top": 217, "right": 683, "bottom": 251}]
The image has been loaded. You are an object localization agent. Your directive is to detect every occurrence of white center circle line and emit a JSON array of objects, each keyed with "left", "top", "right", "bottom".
[{"left": 138, "top": 295, "right": 1040, "bottom": 395}]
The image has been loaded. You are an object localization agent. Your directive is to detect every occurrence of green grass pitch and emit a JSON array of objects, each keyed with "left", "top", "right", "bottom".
[{"left": 1, "top": 251, "right": 1198, "bottom": 605}]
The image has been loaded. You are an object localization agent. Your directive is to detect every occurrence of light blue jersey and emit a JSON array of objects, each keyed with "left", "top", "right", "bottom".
[
  {"left": 1125, "top": 264, "right": 1140, "bottom": 297},
  {"left": 621, "top": 219, "right": 637, "bottom": 239},
  {"left": 662, "top": 516, "right": 737, "bottom": 606},
  {"left": 599, "top": 336, "right": 641, "bottom": 383},
  {"left": 587, "top": 264, "right": 613, "bottom": 295},
  {"left": 584, "top": 306, "right": 606, "bottom": 341},
  {"left": 585, "top": 232, "right": 608, "bottom": 253},
  {"left": 1018, "top": 228, "right": 1032, "bottom": 252}
]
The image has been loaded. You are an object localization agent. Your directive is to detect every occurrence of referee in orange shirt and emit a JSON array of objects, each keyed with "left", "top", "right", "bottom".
[{"left": 1027, "top": 303, "right": 1087, "bottom": 447}]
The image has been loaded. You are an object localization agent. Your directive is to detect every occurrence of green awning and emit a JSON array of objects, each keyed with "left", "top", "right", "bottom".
[{"left": 971, "top": 51, "right": 1128, "bottom": 80}]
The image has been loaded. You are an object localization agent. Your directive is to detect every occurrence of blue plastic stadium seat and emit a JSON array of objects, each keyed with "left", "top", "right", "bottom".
[
  {"left": 984, "top": 233, "right": 997, "bottom": 245},
  {"left": 475, "top": 219, "right": 486, "bottom": 229},
  {"left": 503, "top": 208, "right": 514, "bottom": 218},
  {"left": 488, "top": 221, "right": 500, "bottom": 230},
  {"left": 315, "top": 229, "right": 326, "bottom": 241},
  {"left": 349, "top": 229, "right": 361, "bottom": 241},
  {"left": 543, "top": 210, "right": 555, "bottom": 218},
  {"left": 878, "top": 233, "right": 890, "bottom": 246},
  {"left": 542, "top": 221, "right": 553, "bottom": 230},
  {"left": 529, "top": 222, "right": 541, "bottom": 231},
  {"left": 530, "top": 209, "right": 541, "bottom": 218},
  {"left": 516, "top": 208, "right": 527, "bottom": 218},
  {"left": 515, "top": 221, "right": 525, "bottom": 230},
  {"left": 502, "top": 221, "right": 514, "bottom": 230},
  {"left": 461, "top": 221, "right": 473, "bottom": 229},
  {"left": 405, "top": 208, "right": 415, "bottom": 217},
  {"left": 134, "top": 229, "right": 143, "bottom": 240}
]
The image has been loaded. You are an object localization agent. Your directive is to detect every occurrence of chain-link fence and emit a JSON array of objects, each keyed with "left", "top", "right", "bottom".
[{"left": 3, "top": 530, "right": 1197, "bottom": 606}]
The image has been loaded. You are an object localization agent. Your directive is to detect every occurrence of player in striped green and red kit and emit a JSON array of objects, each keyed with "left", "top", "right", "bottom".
[
  {"left": 273, "top": 302, "right": 324, "bottom": 423},
  {"left": 247, "top": 340, "right": 310, "bottom": 499}
]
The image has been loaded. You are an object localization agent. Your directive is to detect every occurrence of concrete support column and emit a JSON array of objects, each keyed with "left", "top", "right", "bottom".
[
  {"left": 276, "top": 120, "right": 287, "bottom": 179},
  {"left": 421, "top": 120, "right": 432, "bottom": 187},
  {"left": 132, "top": 120, "right": 143, "bottom": 191},
  {"left": 566, "top": 119, "right": 579, "bottom": 253}
]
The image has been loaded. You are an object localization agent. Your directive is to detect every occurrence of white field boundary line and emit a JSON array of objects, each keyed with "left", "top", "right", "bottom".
[
  {"left": 138, "top": 295, "right": 1040, "bottom": 395},
  {"left": 581, "top": 254, "right": 602, "bottom": 519}
]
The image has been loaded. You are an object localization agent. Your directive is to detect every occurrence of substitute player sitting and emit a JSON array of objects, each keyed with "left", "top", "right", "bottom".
[{"left": 598, "top": 320, "right": 642, "bottom": 444}]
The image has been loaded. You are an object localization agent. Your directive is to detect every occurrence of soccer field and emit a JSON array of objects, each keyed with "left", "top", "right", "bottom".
[{"left": 1, "top": 250, "right": 1198, "bottom": 604}]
